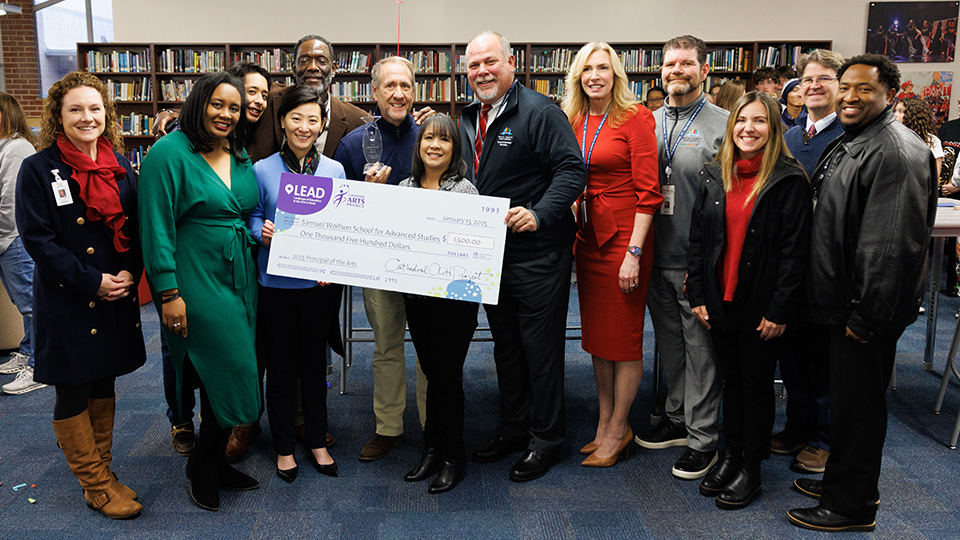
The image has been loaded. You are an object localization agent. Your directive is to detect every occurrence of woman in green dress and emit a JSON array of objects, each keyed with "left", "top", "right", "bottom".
[{"left": 139, "top": 72, "right": 260, "bottom": 512}]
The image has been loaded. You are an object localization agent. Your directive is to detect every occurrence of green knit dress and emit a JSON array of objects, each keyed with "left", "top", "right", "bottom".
[{"left": 138, "top": 131, "right": 260, "bottom": 428}]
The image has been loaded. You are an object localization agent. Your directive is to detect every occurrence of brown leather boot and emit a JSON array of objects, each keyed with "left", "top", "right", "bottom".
[
  {"left": 52, "top": 410, "right": 142, "bottom": 519},
  {"left": 87, "top": 398, "right": 138, "bottom": 501}
]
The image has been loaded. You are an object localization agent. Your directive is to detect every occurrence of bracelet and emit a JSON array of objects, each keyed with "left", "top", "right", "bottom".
[{"left": 160, "top": 292, "right": 181, "bottom": 304}]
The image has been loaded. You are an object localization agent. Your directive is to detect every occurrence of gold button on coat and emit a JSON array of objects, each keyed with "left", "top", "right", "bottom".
[
  {"left": 86, "top": 247, "right": 95, "bottom": 255},
  {"left": 90, "top": 328, "right": 98, "bottom": 335},
  {"left": 77, "top": 217, "right": 85, "bottom": 225},
  {"left": 88, "top": 301, "right": 96, "bottom": 308}
]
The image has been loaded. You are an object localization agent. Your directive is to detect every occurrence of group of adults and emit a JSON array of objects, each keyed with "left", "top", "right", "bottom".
[{"left": 4, "top": 29, "right": 935, "bottom": 534}]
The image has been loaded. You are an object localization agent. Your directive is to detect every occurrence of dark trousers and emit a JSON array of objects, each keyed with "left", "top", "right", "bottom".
[
  {"left": 484, "top": 247, "right": 572, "bottom": 455},
  {"left": 260, "top": 284, "right": 342, "bottom": 455},
  {"left": 161, "top": 331, "right": 197, "bottom": 425},
  {"left": 818, "top": 324, "right": 903, "bottom": 520},
  {"left": 710, "top": 326, "right": 779, "bottom": 471},
  {"left": 54, "top": 377, "right": 116, "bottom": 420},
  {"left": 404, "top": 293, "right": 479, "bottom": 462},
  {"left": 178, "top": 356, "right": 230, "bottom": 467},
  {"left": 778, "top": 322, "right": 831, "bottom": 449}
]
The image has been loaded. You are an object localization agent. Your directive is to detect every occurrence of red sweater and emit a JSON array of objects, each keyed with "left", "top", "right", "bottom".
[{"left": 719, "top": 153, "right": 763, "bottom": 301}]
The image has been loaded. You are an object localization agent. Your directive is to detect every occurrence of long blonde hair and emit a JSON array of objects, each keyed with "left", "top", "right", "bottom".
[
  {"left": 716, "top": 91, "right": 794, "bottom": 204},
  {"left": 562, "top": 42, "right": 637, "bottom": 129}
]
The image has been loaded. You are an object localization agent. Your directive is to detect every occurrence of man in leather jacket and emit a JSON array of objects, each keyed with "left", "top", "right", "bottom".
[{"left": 787, "top": 54, "right": 937, "bottom": 533}]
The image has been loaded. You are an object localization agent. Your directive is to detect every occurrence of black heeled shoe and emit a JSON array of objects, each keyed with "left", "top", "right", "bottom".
[
  {"left": 405, "top": 449, "right": 441, "bottom": 482},
  {"left": 306, "top": 450, "right": 338, "bottom": 477},
  {"left": 186, "top": 453, "right": 219, "bottom": 511},
  {"left": 276, "top": 465, "right": 298, "bottom": 484},
  {"left": 428, "top": 459, "right": 465, "bottom": 494},
  {"left": 716, "top": 469, "right": 761, "bottom": 510}
]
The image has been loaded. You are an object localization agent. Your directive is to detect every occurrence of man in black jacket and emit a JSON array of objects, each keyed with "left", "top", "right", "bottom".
[
  {"left": 459, "top": 31, "right": 586, "bottom": 482},
  {"left": 787, "top": 54, "right": 937, "bottom": 533}
]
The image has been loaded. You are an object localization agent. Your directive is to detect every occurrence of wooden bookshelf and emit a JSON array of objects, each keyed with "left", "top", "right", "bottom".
[{"left": 79, "top": 39, "right": 832, "bottom": 166}]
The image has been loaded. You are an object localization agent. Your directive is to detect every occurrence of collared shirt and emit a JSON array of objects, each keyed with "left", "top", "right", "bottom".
[{"left": 805, "top": 112, "right": 838, "bottom": 136}]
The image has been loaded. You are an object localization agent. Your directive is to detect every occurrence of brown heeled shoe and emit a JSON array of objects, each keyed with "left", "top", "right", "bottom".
[
  {"left": 579, "top": 441, "right": 600, "bottom": 455},
  {"left": 581, "top": 426, "right": 633, "bottom": 468}
]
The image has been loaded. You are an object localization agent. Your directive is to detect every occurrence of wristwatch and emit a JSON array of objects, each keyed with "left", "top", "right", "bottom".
[{"left": 627, "top": 245, "right": 643, "bottom": 257}]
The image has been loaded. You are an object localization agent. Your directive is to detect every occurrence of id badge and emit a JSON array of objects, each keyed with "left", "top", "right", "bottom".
[
  {"left": 52, "top": 180, "right": 73, "bottom": 207},
  {"left": 661, "top": 184, "right": 675, "bottom": 216}
]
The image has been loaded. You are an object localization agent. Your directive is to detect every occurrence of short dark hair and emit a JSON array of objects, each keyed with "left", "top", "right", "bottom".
[
  {"left": 295, "top": 35, "right": 335, "bottom": 64},
  {"left": 646, "top": 87, "right": 666, "bottom": 99},
  {"left": 663, "top": 35, "right": 707, "bottom": 66},
  {"left": 179, "top": 71, "right": 247, "bottom": 162},
  {"left": 777, "top": 66, "right": 797, "bottom": 79},
  {"left": 410, "top": 114, "right": 467, "bottom": 186},
  {"left": 838, "top": 54, "right": 901, "bottom": 92},
  {"left": 753, "top": 66, "right": 778, "bottom": 85},
  {"left": 226, "top": 61, "right": 271, "bottom": 86},
  {"left": 277, "top": 85, "right": 324, "bottom": 123}
]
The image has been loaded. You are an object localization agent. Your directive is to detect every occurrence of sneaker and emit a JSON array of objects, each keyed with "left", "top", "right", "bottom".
[
  {"left": 770, "top": 429, "right": 806, "bottom": 454},
  {"left": 634, "top": 420, "right": 687, "bottom": 450},
  {"left": 0, "top": 352, "right": 28, "bottom": 374},
  {"left": 791, "top": 445, "right": 829, "bottom": 474},
  {"left": 2, "top": 366, "right": 47, "bottom": 395},
  {"left": 672, "top": 448, "right": 718, "bottom": 480}
]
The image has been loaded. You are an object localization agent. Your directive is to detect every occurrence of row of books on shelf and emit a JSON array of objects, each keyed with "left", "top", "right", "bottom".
[
  {"left": 233, "top": 49, "right": 295, "bottom": 73},
  {"left": 337, "top": 51, "right": 373, "bottom": 74},
  {"left": 391, "top": 50, "right": 451, "bottom": 74},
  {"left": 530, "top": 49, "right": 574, "bottom": 73},
  {"left": 415, "top": 79, "right": 451, "bottom": 101},
  {"left": 119, "top": 113, "right": 154, "bottom": 136},
  {"left": 756, "top": 46, "right": 785, "bottom": 68},
  {"left": 330, "top": 81, "right": 372, "bottom": 102},
  {"left": 705, "top": 47, "right": 750, "bottom": 72},
  {"left": 158, "top": 79, "right": 196, "bottom": 102},
  {"left": 455, "top": 76, "right": 474, "bottom": 102},
  {"left": 784, "top": 46, "right": 810, "bottom": 69},
  {"left": 85, "top": 49, "right": 151, "bottom": 73},
  {"left": 619, "top": 49, "right": 664, "bottom": 73},
  {"left": 125, "top": 145, "right": 150, "bottom": 172},
  {"left": 158, "top": 49, "right": 226, "bottom": 73},
  {"left": 531, "top": 78, "right": 567, "bottom": 101},
  {"left": 105, "top": 78, "right": 151, "bottom": 102}
]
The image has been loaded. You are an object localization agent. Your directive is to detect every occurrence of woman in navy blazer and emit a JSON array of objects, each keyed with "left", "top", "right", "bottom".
[{"left": 16, "top": 72, "right": 144, "bottom": 520}]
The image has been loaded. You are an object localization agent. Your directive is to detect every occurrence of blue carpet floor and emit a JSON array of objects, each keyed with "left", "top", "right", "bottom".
[{"left": 1, "top": 285, "right": 960, "bottom": 539}]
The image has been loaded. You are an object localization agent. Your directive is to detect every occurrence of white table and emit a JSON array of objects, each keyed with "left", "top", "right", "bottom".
[{"left": 924, "top": 199, "right": 960, "bottom": 371}]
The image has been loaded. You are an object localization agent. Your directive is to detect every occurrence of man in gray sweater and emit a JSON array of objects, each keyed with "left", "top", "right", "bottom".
[{"left": 635, "top": 35, "right": 729, "bottom": 482}]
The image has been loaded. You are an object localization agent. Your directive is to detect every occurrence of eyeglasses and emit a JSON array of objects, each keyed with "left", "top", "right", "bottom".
[{"left": 800, "top": 76, "right": 838, "bottom": 86}]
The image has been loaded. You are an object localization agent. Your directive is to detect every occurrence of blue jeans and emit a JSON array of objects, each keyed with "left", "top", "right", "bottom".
[{"left": 0, "top": 237, "right": 34, "bottom": 365}]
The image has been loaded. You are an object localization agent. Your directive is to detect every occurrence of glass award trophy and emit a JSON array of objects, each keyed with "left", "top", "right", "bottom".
[{"left": 361, "top": 115, "right": 382, "bottom": 174}]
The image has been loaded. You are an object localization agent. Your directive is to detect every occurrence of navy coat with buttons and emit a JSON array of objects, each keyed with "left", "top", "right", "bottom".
[
  {"left": 686, "top": 157, "right": 812, "bottom": 332},
  {"left": 15, "top": 143, "right": 145, "bottom": 386}
]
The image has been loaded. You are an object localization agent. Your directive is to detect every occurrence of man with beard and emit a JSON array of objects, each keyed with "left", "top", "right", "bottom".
[
  {"left": 635, "top": 35, "right": 729, "bottom": 483},
  {"left": 787, "top": 53, "right": 935, "bottom": 533},
  {"left": 460, "top": 31, "right": 585, "bottom": 482}
]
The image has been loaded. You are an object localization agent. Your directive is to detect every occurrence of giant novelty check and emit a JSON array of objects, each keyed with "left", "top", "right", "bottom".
[{"left": 266, "top": 173, "right": 509, "bottom": 304}]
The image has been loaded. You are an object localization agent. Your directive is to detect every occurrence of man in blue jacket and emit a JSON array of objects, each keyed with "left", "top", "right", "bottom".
[{"left": 459, "top": 31, "right": 586, "bottom": 482}]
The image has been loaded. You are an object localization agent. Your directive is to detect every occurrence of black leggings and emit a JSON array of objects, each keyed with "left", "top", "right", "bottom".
[{"left": 54, "top": 377, "right": 116, "bottom": 420}]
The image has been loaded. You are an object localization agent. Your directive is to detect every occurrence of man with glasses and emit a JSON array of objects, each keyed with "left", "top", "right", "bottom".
[{"left": 776, "top": 49, "right": 845, "bottom": 479}]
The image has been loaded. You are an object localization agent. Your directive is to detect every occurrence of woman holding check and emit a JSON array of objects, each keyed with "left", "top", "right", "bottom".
[{"left": 249, "top": 86, "right": 345, "bottom": 482}]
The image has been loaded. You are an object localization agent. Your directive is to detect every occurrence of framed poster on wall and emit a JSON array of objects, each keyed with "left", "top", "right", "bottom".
[
  {"left": 866, "top": 1, "right": 959, "bottom": 62},
  {"left": 897, "top": 70, "right": 953, "bottom": 126}
]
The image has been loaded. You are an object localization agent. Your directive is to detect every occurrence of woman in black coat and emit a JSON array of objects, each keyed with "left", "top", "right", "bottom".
[
  {"left": 687, "top": 91, "right": 811, "bottom": 510},
  {"left": 16, "top": 72, "right": 144, "bottom": 519}
]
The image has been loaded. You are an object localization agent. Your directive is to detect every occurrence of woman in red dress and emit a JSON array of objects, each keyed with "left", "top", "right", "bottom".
[{"left": 562, "top": 42, "right": 662, "bottom": 467}]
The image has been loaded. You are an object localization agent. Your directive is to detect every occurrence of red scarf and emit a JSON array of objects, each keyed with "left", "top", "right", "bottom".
[{"left": 56, "top": 133, "right": 130, "bottom": 252}]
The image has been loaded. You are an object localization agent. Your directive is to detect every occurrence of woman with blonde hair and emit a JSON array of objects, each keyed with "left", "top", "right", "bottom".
[
  {"left": 561, "top": 42, "right": 661, "bottom": 467},
  {"left": 16, "top": 71, "right": 144, "bottom": 518},
  {"left": 715, "top": 80, "right": 746, "bottom": 112},
  {"left": 687, "top": 91, "right": 811, "bottom": 509}
]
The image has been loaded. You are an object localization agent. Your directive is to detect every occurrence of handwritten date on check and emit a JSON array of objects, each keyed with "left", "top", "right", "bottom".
[{"left": 266, "top": 173, "right": 509, "bottom": 304}]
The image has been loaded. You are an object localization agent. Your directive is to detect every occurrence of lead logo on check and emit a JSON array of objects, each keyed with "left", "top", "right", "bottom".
[{"left": 277, "top": 173, "right": 334, "bottom": 215}]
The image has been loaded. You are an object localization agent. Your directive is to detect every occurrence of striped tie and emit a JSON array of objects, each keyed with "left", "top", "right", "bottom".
[{"left": 475, "top": 103, "right": 492, "bottom": 174}]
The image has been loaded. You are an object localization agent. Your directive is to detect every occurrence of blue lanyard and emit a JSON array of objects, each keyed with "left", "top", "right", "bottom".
[
  {"left": 581, "top": 109, "right": 609, "bottom": 173},
  {"left": 477, "top": 83, "right": 515, "bottom": 142},
  {"left": 662, "top": 96, "right": 706, "bottom": 182}
]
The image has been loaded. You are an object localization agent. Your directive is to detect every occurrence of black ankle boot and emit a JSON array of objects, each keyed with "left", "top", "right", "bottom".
[
  {"left": 716, "top": 468, "right": 761, "bottom": 510},
  {"left": 405, "top": 448, "right": 441, "bottom": 482},
  {"left": 699, "top": 449, "right": 741, "bottom": 496},
  {"left": 428, "top": 459, "right": 465, "bottom": 494},
  {"left": 187, "top": 453, "right": 220, "bottom": 511}
]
